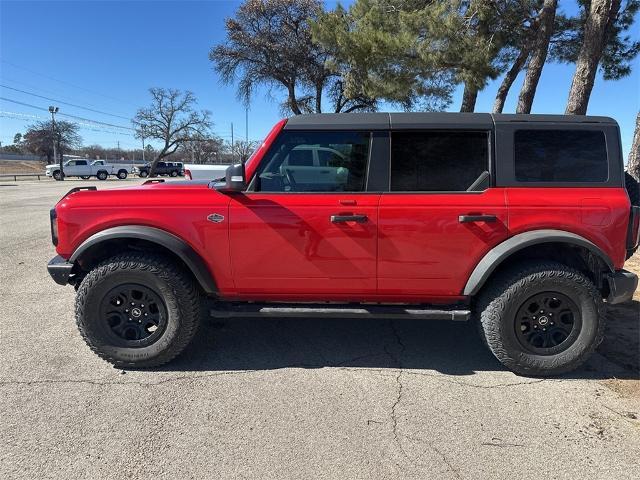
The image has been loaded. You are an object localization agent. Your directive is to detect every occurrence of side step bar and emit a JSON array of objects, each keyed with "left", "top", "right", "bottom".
[{"left": 210, "top": 303, "right": 470, "bottom": 321}]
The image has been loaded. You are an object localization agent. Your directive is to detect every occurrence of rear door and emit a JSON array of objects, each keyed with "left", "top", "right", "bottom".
[
  {"left": 378, "top": 127, "right": 509, "bottom": 299},
  {"left": 228, "top": 130, "right": 380, "bottom": 299}
]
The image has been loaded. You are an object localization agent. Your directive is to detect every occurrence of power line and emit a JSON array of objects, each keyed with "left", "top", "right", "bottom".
[
  {"left": 0, "top": 84, "right": 131, "bottom": 120},
  {"left": 1, "top": 77, "right": 120, "bottom": 112},
  {"left": 0, "top": 112, "right": 135, "bottom": 137},
  {"left": 0, "top": 97, "right": 134, "bottom": 130},
  {"left": 0, "top": 59, "right": 137, "bottom": 107}
]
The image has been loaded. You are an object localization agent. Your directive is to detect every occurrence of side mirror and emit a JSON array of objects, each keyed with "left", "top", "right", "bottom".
[{"left": 218, "top": 163, "right": 246, "bottom": 192}]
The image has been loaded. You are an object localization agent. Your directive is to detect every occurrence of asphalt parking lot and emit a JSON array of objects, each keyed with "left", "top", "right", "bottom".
[{"left": 1, "top": 178, "right": 639, "bottom": 479}]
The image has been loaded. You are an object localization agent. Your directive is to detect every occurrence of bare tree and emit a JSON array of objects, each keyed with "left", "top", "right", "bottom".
[
  {"left": 628, "top": 112, "right": 640, "bottom": 180},
  {"left": 23, "top": 120, "right": 81, "bottom": 163},
  {"left": 180, "top": 135, "right": 225, "bottom": 164},
  {"left": 565, "top": 0, "right": 621, "bottom": 114},
  {"left": 232, "top": 140, "right": 260, "bottom": 163},
  {"left": 516, "top": 0, "right": 558, "bottom": 113},
  {"left": 133, "top": 88, "right": 211, "bottom": 175}
]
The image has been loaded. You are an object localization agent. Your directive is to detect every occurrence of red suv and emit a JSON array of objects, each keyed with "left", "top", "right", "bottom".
[{"left": 47, "top": 113, "right": 640, "bottom": 375}]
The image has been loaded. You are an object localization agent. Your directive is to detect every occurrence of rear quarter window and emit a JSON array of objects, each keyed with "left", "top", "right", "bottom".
[{"left": 514, "top": 130, "right": 608, "bottom": 183}]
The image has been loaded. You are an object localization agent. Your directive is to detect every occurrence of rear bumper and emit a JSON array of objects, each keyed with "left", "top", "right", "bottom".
[
  {"left": 606, "top": 270, "right": 638, "bottom": 304},
  {"left": 47, "top": 255, "right": 73, "bottom": 285}
]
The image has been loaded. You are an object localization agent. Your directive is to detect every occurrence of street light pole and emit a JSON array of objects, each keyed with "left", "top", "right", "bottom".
[{"left": 49, "top": 106, "right": 61, "bottom": 180}]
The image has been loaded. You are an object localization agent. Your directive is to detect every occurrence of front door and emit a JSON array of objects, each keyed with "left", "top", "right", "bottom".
[
  {"left": 228, "top": 130, "right": 379, "bottom": 299},
  {"left": 377, "top": 130, "right": 509, "bottom": 299}
]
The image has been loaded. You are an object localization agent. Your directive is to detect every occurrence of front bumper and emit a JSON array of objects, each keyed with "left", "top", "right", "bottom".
[
  {"left": 47, "top": 255, "right": 73, "bottom": 285},
  {"left": 606, "top": 270, "right": 638, "bottom": 304}
]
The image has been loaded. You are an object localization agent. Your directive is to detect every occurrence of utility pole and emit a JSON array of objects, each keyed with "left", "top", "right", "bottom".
[
  {"left": 231, "top": 122, "right": 234, "bottom": 162},
  {"left": 49, "top": 106, "right": 61, "bottom": 180}
]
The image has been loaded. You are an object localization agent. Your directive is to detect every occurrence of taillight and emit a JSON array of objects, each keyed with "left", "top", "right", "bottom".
[
  {"left": 185, "top": 169, "right": 192, "bottom": 180},
  {"left": 50, "top": 208, "right": 58, "bottom": 246}
]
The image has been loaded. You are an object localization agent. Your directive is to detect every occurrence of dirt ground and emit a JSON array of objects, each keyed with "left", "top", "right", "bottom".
[
  {"left": 599, "top": 251, "right": 640, "bottom": 397},
  {"left": 0, "top": 160, "right": 48, "bottom": 175}
]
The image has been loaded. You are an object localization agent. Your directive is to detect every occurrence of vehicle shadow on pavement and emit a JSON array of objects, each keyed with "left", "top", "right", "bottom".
[{"left": 160, "top": 302, "right": 639, "bottom": 380}]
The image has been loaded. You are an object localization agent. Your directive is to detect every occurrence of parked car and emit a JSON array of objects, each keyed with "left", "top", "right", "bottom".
[
  {"left": 47, "top": 113, "right": 640, "bottom": 374},
  {"left": 137, "top": 161, "right": 182, "bottom": 178},
  {"left": 184, "top": 164, "right": 230, "bottom": 180},
  {"left": 45, "top": 159, "right": 131, "bottom": 180}
]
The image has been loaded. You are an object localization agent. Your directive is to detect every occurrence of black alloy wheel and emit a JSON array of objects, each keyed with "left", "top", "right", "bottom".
[
  {"left": 514, "top": 292, "right": 581, "bottom": 355},
  {"left": 99, "top": 283, "right": 168, "bottom": 347}
]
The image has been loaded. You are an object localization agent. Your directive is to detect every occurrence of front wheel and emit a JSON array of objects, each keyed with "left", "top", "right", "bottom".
[
  {"left": 53, "top": 170, "right": 64, "bottom": 181},
  {"left": 476, "top": 262, "right": 604, "bottom": 376},
  {"left": 139, "top": 170, "right": 149, "bottom": 178},
  {"left": 75, "top": 253, "right": 202, "bottom": 368},
  {"left": 117, "top": 170, "right": 128, "bottom": 180},
  {"left": 80, "top": 176, "right": 91, "bottom": 180},
  {"left": 170, "top": 170, "right": 178, "bottom": 177}
]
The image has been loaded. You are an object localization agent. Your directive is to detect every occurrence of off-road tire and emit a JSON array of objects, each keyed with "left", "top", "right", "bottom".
[
  {"left": 75, "top": 253, "right": 202, "bottom": 368},
  {"left": 476, "top": 262, "right": 605, "bottom": 376},
  {"left": 53, "top": 170, "right": 64, "bottom": 181},
  {"left": 117, "top": 170, "right": 128, "bottom": 180},
  {"left": 139, "top": 170, "right": 149, "bottom": 178},
  {"left": 97, "top": 171, "right": 108, "bottom": 181}
]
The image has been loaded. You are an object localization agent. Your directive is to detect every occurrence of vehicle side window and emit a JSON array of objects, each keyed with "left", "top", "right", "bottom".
[
  {"left": 390, "top": 131, "right": 489, "bottom": 191},
  {"left": 254, "top": 131, "right": 370, "bottom": 193},
  {"left": 157, "top": 162, "right": 166, "bottom": 167},
  {"left": 514, "top": 130, "right": 607, "bottom": 182},
  {"left": 76, "top": 160, "right": 87, "bottom": 166}
]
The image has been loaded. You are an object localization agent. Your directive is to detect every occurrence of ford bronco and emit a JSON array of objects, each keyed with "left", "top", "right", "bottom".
[{"left": 47, "top": 113, "right": 640, "bottom": 375}]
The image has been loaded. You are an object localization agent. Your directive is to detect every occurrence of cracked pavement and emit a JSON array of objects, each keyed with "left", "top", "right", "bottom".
[{"left": 1, "top": 179, "right": 639, "bottom": 479}]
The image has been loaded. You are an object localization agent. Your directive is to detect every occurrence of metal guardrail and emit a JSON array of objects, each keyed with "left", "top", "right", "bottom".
[{"left": 0, "top": 173, "right": 48, "bottom": 181}]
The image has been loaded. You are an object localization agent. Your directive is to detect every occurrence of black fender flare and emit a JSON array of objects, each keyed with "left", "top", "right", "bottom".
[
  {"left": 463, "top": 229, "right": 614, "bottom": 296},
  {"left": 70, "top": 225, "right": 217, "bottom": 294}
]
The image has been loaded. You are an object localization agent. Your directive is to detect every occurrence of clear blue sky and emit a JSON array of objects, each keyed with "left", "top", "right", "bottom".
[{"left": 0, "top": 0, "right": 638, "bottom": 159}]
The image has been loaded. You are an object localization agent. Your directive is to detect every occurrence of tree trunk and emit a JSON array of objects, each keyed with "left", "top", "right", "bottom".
[
  {"left": 516, "top": 0, "right": 557, "bottom": 114},
  {"left": 315, "top": 84, "right": 323, "bottom": 114},
  {"left": 286, "top": 83, "right": 302, "bottom": 115},
  {"left": 565, "top": 0, "right": 620, "bottom": 115},
  {"left": 493, "top": 47, "right": 530, "bottom": 113},
  {"left": 460, "top": 82, "right": 478, "bottom": 112},
  {"left": 628, "top": 112, "right": 640, "bottom": 180}
]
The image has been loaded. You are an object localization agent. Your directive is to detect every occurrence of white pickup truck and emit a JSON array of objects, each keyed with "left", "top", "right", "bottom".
[
  {"left": 45, "top": 160, "right": 132, "bottom": 181},
  {"left": 184, "top": 164, "right": 231, "bottom": 180}
]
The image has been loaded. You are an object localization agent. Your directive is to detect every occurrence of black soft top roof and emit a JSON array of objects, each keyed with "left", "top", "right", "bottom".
[{"left": 283, "top": 112, "right": 617, "bottom": 131}]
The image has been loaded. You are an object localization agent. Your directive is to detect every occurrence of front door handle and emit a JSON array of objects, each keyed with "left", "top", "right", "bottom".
[
  {"left": 459, "top": 214, "right": 497, "bottom": 223},
  {"left": 331, "top": 214, "right": 368, "bottom": 224}
]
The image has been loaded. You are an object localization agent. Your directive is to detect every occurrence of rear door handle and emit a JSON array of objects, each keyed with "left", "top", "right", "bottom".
[
  {"left": 331, "top": 214, "right": 368, "bottom": 224},
  {"left": 459, "top": 215, "right": 497, "bottom": 223}
]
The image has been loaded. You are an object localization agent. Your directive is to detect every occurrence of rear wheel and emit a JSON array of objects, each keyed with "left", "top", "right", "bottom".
[
  {"left": 53, "top": 170, "right": 64, "bottom": 181},
  {"left": 80, "top": 175, "right": 91, "bottom": 180},
  {"left": 476, "top": 262, "right": 604, "bottom": 376},
  {"left": 75, "top": 253, "right": 202, "bottom": 368},
  {"left": 97, "top": 171, "right": 108, "bottom": 181},
  {"left": 117, "top": 169, "right": 128, "bottom": 180}
]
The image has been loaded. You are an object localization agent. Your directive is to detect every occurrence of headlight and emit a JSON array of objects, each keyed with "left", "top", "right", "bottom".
[{"left": 50, "top": 208, "right": 58, "bottom": 246}]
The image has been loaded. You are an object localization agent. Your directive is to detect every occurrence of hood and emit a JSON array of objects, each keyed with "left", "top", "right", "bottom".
[{"left": 56, "top": 180, "right": 226, "bottom": 209}]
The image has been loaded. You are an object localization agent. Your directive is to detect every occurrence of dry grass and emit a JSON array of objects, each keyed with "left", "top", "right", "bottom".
[{"left": 0, "top": 160, "right": 48, "bottom": 175}]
